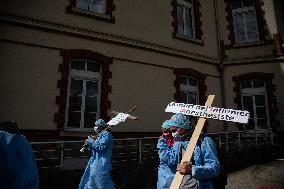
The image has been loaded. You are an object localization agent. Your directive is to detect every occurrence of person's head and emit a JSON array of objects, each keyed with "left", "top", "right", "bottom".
[
  {"left": 169, "top": 113, "right": 192, "bottom": 140},
  {"left": 161, "top": 120, "right": 173, "bottom": 135},
  {"left": 0, "top": 120, "right": 21, "bottom": 134},
  {"left": 93, "top": 119, "right": 107, "bottom": 133}
]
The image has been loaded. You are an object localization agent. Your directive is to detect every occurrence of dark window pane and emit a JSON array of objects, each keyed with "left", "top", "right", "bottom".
[
  {"left": 233, "top": 13, "right": 246, "bottom": 43},
  {"left": 188, "top": 92, "right": 198, "bottom": 105},
  {"left": 245, "top": 11, "right": 258, "bottom": 42},
  {"left": 242, "top": 95, "right": 253, "bottom": 108},
  {"left": 67, "top": 111, "right": 81, "bottom": 128},
  {"left": 180, "top": 76, "right": 188, "bottom": 85},
  {"left": 89, "top": 0, "right": 106, "bottom": 14},
  {"left": 69, "top": 96, "right": 82, "bottom": 111},
  {"left": 84, "top": 112, "right": 96, "bottom": 128},
  {"left": 184, "top": 7, "right": 193, "bottom": 38},
  {"left": 70, "top": 79, "right": 83, "bottom": 95},
  {"left": 71, "top": 61, "right": 85, "bottom": 70},
  {"left": 85, "top": 96, "right": 97, "bottom": 112},
  {"left": 86, "top": 81, "right": 98, "bottom": 96},
  {"left": 256, "top": 107, "right": 267, "bottom": 118},
  {"left": 76, "top": 0, "right": 88, "bottom": 10},
  {"left": 255, "top": 95, "right": 265, "bottom": 106},
  {"left": 242, "top": 96, "right": 254, "bottom": 117},
  {"left": 87, "top": 62, "right": 101, "bottom": 72},
  {"left": 188, "top": 77, "right": 197, "bottom": 86},
  {"left": 177, "top": 5, "right": 184, "bottom": 34},
  {"left": 257, "top": 119, "right": 267, "bottom": 129},
  {"left": 243, "top": 0, "right": 254, "bottom": 7},
  {"left": 246, "top": 118, "right": 255, "bottom": 130},
  {"left": 253, "top": 80, "right": 264, "bottom": 88},
  {"left": 184, "top": 0, "right": 192, "bottom": 4},
  {"left": 181, "top": 92, "right": 187, "bottom": 103},
  {"left": 232, "top": 1, "right": 242, "bottom": 9},
  {"left": 240, "top": 81, "right": 252, "bottom": 89}
]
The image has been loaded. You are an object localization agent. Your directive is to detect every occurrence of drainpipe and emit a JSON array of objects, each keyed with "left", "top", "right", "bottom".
[{"left": 213, "top": 0, "right": 227, "bottom": 131}]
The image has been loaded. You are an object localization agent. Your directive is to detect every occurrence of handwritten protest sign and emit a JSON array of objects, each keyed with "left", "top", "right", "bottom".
[
  {"left": 107, "top": 112, "right": 130, "bottom": 126},
  {"left": 165, "top": 102, "right": 250, "bottom": 124}
]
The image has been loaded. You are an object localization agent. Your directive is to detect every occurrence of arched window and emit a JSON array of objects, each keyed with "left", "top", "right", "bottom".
[
  {"left": 240, "top": 80, "right": 269, "bottom": 130},
  {"left": 66, "top": 60, "right": 102, "bottom": 129},
  {"left": 55, "top": 50, "right": 112, "bottom": 131},
  {"left": 233, "top": 72, "right": 276, "bottom": 131},
  {"left": 179, "top": 75, "right": 199, "bottom": 105},
  {"left": 174, "top": 68, "right": 206, "bottom": 105}
]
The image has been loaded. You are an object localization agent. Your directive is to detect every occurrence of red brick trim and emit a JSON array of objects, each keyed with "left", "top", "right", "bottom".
[
  {"left": 273, "top": 33, "right": 284, "bottom": 56},
  {"left": 173, "top": 68, "right": 207, "bottom": 104},
  {"left": 54, "top": 49, "right": 112, "bottom": 130},
  {"left": 232, "top": 72, "right": 276, "bottom": 129},
  {"left": 171, "top": 0, "right": 204, "bottom": 43},
  {"left": 66, "top": 0, "right": 115, "bottom": 23},
  {"left": 224, "top": 0, "right": 266, "bottom": 46}
]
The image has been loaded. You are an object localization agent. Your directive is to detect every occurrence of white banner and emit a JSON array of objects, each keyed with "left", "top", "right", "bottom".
[
  {"left": 107, "top": 113, "right": 130, "bottom": 126},
  {"left": 165, "top": 102, "right": 250, "bottom": 124}
]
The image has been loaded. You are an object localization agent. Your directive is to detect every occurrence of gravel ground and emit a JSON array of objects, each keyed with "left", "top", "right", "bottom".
[{"left": 226, "top": 159, "right": 284, "bottom": 189}]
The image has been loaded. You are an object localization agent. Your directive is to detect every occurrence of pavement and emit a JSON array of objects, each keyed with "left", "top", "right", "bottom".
[{"left": 226, "top": 159, "right": 284, "bottom": 189}]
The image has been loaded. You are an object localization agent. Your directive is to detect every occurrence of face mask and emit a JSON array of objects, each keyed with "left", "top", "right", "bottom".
[
  {"left": 172, "top": 132, "right": 179, "bottom": 138},
  {"left": 162, "top": 132, "right": 169, "bottom": 137},
  {"left": 93, "top": 126, "right": 100, "bottom": 133}
]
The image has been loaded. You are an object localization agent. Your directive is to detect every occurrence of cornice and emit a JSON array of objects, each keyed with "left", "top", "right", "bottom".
[
  {"left": 0, "top": 12, "right": 218, "bottom": 64},
  {"left": 224, "top": 56, "right": 284, "bottom": 66}
]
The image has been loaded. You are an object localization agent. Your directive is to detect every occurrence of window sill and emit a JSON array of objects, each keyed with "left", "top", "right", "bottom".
[
  {"left": 173, "top": 33, "right": 204, "bottom": 45},
  {"left": 66, "top": 6, "right": 114, "bottom": 23},
  {"left": 230, "top": 40, "right": 273, "bottom": 49},
  {"left": 60, "top": 128, "right": 94, "bottom": 137}
]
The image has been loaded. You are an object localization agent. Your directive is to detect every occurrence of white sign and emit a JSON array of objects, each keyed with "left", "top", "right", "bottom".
[
  {"left": 107, "top": 113, "right": 130, "bottom": 126},
  {"left": 165, "top": 102, "right": 250, "bottom": 124}
]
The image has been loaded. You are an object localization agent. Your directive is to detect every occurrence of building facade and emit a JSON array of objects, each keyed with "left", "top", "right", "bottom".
[{"left": 0, "top": 0, "right": 283, "bottom": 140}]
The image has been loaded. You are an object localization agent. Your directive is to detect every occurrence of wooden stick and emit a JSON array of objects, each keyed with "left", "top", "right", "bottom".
[
  {"left": 169, "top": 95, "right": 215, "bottom": 189},
  {"left": 80, "top": 106, "right": 138, "bottom": 152},
  {"left": 111, "top": 106, "right": 138, "bottom": 120}
]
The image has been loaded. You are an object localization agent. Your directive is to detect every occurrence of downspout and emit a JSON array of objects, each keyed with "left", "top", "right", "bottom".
[{"left": 213, "top": 0, "right": 227, "bottom": 131}]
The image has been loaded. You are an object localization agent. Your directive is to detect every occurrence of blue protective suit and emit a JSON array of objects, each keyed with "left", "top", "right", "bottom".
[
  {"left": 157, "top": 138, "right": 176, "bottom": 189},
  {"left": 0, "top": 131, "right": 39, "bottom": 189},
  {"left": 157, "top": 137, "right": 220, "bottom": 189},
  {"left": 78, "top": 130, "right": 115, "bottom": 189}
]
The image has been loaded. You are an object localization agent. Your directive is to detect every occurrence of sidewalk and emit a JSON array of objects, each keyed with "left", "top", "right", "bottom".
[{"left": 226, "top": 159, "right": 284, "bottom": 189}]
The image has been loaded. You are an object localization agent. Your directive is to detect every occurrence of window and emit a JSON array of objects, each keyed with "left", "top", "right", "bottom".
[
  {"left": 177, "top": 0, "right": 195, "bottom": 38},
  {"left": 172, "top": 0, "right": 203, "bottom": 42},
  {"left": 174, "top": 69, "right": 206, "bottom": 128},
  {"left": 240, "top": 80, "right": 269, "bottom": 130},
  {"left": 179, "top": 75, "right": 200, "bottom": 126},
  {"left": 66, "top": 60, "right": 101, "bottom": 129},
  {"left": 66, "top": 0, "right": 115, "bottom": 23},
  {"left": 231, "top": 0, "right": 259, "bottom": 43},
  {"left": 56, "top": 49, "right": 112, "bottom": 132},
  {"left": 76, "top": 0, "right": 107, "bottom": 14},
  {"left": 179, "top": 75, "right": 199, "bottom": 105}
]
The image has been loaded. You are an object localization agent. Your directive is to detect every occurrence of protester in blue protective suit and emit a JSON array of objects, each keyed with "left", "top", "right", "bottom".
[
  {"left": 157, "top": 113, "right": 220, "bottom": 189},
  {"left": 157, "top": 120, "right": 176, "bottom": 189},
  {"left": 78, "top": 119, "right": 116, "bottom": 189},
  {"left": 0, "top": 121, "right": 39, "bottom": 189}
]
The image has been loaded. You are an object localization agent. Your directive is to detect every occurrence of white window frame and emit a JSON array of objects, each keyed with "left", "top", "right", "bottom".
[
  {"left": 76, "top": 0, "right": 107, "bottom": 14},
  {"left": 177, "top": 0, "right": 195, "bottom": 38},
  {"left": 241, "top": 81, "right": 270, "bottom": 131},
  {"left": 65, "top": 59, "right": 102, "bottom": 131},
  {"left": 232, "top": 0, "right": 259, "bottom": 43},
  {"left": 180, "top": 75, "right": 199, "bottom": 105}
]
